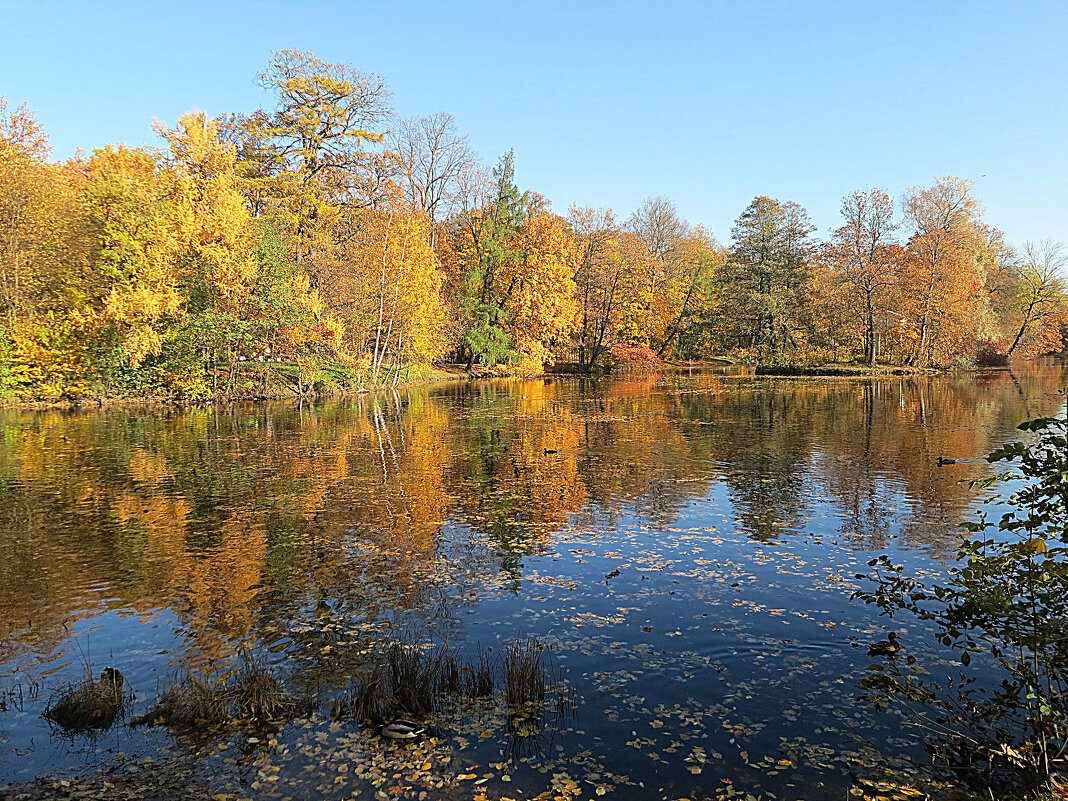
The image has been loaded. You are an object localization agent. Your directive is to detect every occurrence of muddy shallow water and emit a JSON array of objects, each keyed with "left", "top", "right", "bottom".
[{"left": 1, "top": 365, "right": 1065, "bottom": 799}]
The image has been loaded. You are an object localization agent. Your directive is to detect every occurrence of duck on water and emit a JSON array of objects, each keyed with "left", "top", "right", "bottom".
[{"left": 868, "top": 632, "right": 901, "bottom": 657}]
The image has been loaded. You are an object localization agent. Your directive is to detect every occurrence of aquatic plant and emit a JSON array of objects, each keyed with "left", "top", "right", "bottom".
[
  {"left": 856, "top": 414, "right": 1068, "bottom": 790},
  {"left": 0, "top": 680, "right": 39, "bottom": 713},
  {"left": 436, "top": 647, "right": 463, "bottom": 695},
  {"left": 386, "top": 643, "right": 439, "bottom": 718},
  {"left": 464, "top": 646, "right": 495, "bottom": 698},
  {"left": 503, "top": 638, "right": 549, "bottom": 707},
  {"left": 232, "top": 651, "right": 291, "bottom": 721},
  {"left": 138, "top": 653, "right": 291, "bottom": 729},
  {"left": 333, "top": 666, "right": 387, "bottom": 722},
  {"left": 43, "top": 668, "right": 127, "bottom": 732},
  {"left": 142, "top": 672, "right": 228, "bottom": 728}
]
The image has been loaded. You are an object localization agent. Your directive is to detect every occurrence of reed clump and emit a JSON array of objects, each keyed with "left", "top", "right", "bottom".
[
  {"left": 332, "top": 637, "right": 561, "bottom": 728},
  {"left": 387, "top": 643, "right": 438, "bottom": 718},
  {"left": 437, "top": 648, "right": 463, "bottom": 696},
  {"left": 43, "top": 668, "right": 127, "bottom": 732},
  {"left": 142, "top": 673, "right": 228, "bottom": 728},
  {"left": 139, "top": 652, "right": 291, "bottom": 729},
  {"left": 465, "top": 646, "right": 495, "bottom": 698},
  {"left": 332, "top": 666, "right": 386, "bottom": 722},
  {"left": 232, "top": 652, "right": 291, "bottom": 721},
  {"left": 503, "top": 639, "right": 548, "bottom": 707}
]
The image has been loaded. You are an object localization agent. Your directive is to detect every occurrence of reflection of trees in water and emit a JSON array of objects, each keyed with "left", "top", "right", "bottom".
[
  {"left": 0, "top": 365, "right": 1065, "bottom": 678},
  {"left": 444, "top": 380, "right": 587, "bottom": 580},
  {"left": 679, "top": 383, "right": 811, "bottom": 541},
  {"left": 807, "top": 371, "right": 1066, "bottom": 551}
]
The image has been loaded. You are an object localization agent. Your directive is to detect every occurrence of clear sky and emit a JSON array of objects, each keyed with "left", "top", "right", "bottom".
[{"left": 2, "top": 0, "right": 1066, "bottom": 247}]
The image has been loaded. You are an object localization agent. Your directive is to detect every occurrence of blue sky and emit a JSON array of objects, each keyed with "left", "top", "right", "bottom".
[{"left": 2, "top": 1, "right": 1066, "bottom": 246}]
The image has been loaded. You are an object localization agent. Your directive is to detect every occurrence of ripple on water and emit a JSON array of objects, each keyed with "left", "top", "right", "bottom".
[{"left": 0, "top": 364, "right": 1065, "bottom": 797}]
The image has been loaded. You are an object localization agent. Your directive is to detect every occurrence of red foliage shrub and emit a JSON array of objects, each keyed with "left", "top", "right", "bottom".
[{"left": 609, "top": 343, "right": 663, "bottom": 367}]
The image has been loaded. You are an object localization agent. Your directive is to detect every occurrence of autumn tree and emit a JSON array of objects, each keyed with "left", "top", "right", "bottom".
[
  {"left": 82, "top": 114, "right": 270, "bottom": 395},
  {"left": 1002, "top": 241, "right": 1068, "bottom": 356},
  {"left": 716, "top": 196, "right": 814, "bottom": 359},
  {"left": 656, "top": 225, "right": 724, "bottom": 359},
  {"left": 451, "top": 150, "right": 538, "bottom": 367},
  {"left": 0, "top": 99, "right": 79, "bottom": 328},
  {"left": 900, "top": 177, "right": 1000, "bottom": 366},
  {"left": 628, "top": 195, "right": 687, "bottom": 261},
  {"left": 823, "top": 189, "right": 902, "bottom": 364},
  {"left": 359, "top": 209, "right": 449, "bottom": 382},
  {"left": 499, "top": 213, "right": 580, "bottom": 370},
  {"left": 149, "top": 112, "right": 263, "bottom": 391},
  {"left": 0, "top": 99, "right": 93, "bottom": 395},
  {"left": 253, "top": 50, "right": 393, "bottom": 269},
  {"left": 215, "top": 110, "right": 286, "bottom": 219},
  {"left": 618, "top": 196, "right": 696, "bottom": 353},
  {"left": 80, "top": 145, "right": 182, "bottom": 381},
  {"left": 390, "top": 113, "right": 476, "bottom": 248},
  {"left": 569, "top": 206, "right": 625, "bottom": 370}
]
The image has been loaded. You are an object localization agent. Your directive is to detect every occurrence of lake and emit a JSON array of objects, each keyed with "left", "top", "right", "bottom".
[{"left": 1, "top": 364, "right": 1065, "bottom": 800}]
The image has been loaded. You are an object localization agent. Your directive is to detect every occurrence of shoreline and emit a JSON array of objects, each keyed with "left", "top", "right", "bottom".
[{"left": 0, "top": 362, "right": 1010, "bottom": 412}]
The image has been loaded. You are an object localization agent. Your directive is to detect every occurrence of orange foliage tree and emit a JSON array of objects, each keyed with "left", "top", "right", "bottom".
[{"left": 900, "top": 177, "right": 1001, "bottom": 366}]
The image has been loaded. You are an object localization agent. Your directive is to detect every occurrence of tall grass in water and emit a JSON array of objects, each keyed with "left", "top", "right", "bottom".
[
  {"left": 139, "top": 652, "right": 291, "bottom": 729},
  {"left": 233, "top": 652, "right": 291, "bottom": 721},
  {"left": 336, "top": 644, "right": 466, "bottom": 722},
  {"left": 503, "top": 639, "right": 548, "bottom": 707},
  {"left": 387, "top": 643, "right": 438, "bottom": 718},
  {"left": 465, "top": 646, "right": 495, "bottom": 698},
  {"left": 44, "top": 668, "right": 127, "bottom": 732},
  {"left": 143, "top": 673, "right": 228, "bottom": 728}
]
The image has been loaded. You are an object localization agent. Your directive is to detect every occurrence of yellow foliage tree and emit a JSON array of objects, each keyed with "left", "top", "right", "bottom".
[
  {"left": 901, "top": 177, "right": 1001, "bottom": 366},
  {"left": 500, "top": 213, "right": 580, "bottom": 370},
  {"left": 0, "top": 99, "right": 94, "bottom": 396},
  {"left": 80, "top": 145, "right": 182, "bottom": 368},
  {"left": 320, "top": 206, "right": 448, "bottom": 383},
  {"left": 155, "top": 112, "right": 258, "bottom": 300}
]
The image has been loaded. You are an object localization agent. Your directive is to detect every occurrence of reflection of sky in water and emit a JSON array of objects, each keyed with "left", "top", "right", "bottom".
[{"left": 0, "top": 365, "right": 1065, "bottom": 797}]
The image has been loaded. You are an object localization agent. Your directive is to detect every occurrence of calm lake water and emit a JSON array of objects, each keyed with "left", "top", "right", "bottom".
[{"left": 1, "top": 365, "right": 1066, "bottom": 800}]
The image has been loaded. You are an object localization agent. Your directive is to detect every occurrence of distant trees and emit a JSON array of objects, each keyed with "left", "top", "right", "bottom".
[
  {"left": 0, "top": 100, "right": 93, "bottom": 395},
  {"left": 716, "top": 197, "right": 815, "bottom": 359},
  {"left": 569, "top": 206, "right": 623, "bottom": 371},
  {"left": 0, "top": 51, "right": 1064, "bottom": 400},
  {"left": 449, "top": 149, "right": 536, "bottom": 368},
  {"left": 823, "top": 189, "right": 901, "bottom": 365},
  {"left": 1002, "top": 241, "right": 1068, "bottom": 356},
  {"left": 898, "top": 177, "right": 1000, "bottom": 366}
]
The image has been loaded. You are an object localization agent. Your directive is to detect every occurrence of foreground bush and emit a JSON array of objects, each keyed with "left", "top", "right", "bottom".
[{"left": 856, "top": 414, "right": 1068, "bottom": 791}]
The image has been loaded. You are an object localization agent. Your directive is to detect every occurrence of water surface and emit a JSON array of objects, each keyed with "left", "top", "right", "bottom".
[{"left": 1, "top": 365, "right": 1065, "bottom": 799}]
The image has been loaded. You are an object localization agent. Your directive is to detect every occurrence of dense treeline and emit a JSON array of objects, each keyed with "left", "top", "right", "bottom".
[{"left": 1, "top": 50, "right": 1066, "bottom": 400}]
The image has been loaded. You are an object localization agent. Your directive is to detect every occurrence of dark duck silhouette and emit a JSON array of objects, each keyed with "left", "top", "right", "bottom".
[{"left": 868, "top": 632, "right": 901, "bottom": 657}]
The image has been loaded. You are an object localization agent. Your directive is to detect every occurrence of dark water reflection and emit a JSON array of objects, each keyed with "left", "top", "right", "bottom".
[{"left": 1, "top": 365, "right": 1065, "bottom": 798}]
